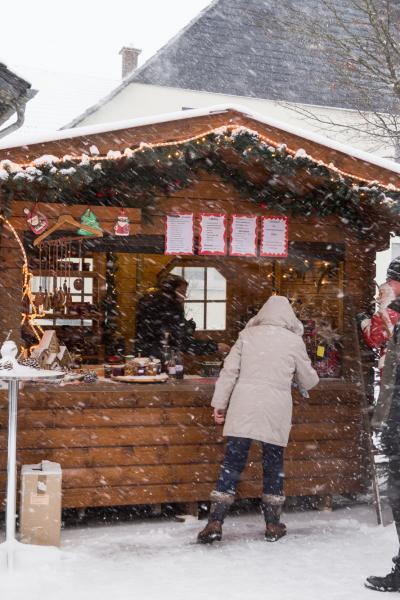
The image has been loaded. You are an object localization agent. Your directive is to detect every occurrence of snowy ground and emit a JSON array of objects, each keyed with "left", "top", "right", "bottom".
[{"left": 0, "top": 503, "right": 397, "bottom": 600}]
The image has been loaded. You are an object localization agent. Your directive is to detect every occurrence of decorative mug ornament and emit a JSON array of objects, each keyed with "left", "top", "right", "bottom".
[
  {"left": 114, "top": 209, "right": 130, "bottom": 236},
  {"left": 24, "top": 206, "right": 48, "bottom": 235},
  {"left": 73, "top": 278, "right": 83, "bottom": 291},
  {"left": 33, "top": 287, "right": 45, "bottom": 309}
]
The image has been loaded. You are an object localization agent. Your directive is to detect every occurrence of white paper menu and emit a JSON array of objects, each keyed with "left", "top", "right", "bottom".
[
  {"left": 230, "top": 215, "right": 258, "bottom": 256},
  {"left": 165, "top": 213, "right": 194, "bottom": 255},
  {"left": 260, "top": 216, "right": 288, "bottom": 257},
  {"left": 199, "top": 213, "right": 227, "bottom": 255}
]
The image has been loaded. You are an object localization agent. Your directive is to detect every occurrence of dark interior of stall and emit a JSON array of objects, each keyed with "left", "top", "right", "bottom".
[{"left": 24, "top": 232, "right": 345, "bottom": 379}]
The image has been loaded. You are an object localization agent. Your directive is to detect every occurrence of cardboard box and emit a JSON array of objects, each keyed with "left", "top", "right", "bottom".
[{"left": 20, "top": 460, "right": 62, "bottom": 547}]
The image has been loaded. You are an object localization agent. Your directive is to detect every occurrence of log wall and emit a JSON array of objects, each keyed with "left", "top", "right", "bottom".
[{"left": 0, "top": 380, "right": 364, "bottom": 509}]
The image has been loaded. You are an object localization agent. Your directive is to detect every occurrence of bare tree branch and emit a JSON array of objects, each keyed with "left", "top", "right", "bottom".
[{"left": 278, "top": 0, "right": 400, "bottom": 156}]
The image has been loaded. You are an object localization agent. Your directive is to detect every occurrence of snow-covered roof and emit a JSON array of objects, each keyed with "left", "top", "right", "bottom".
[
  {"left": 1, "top": 103, "right": 399, "bottom": 177},
  {"left": 66, "top": 0, "right": 392, "bottom": 129},
  {"left": 1, "top": 65, "right": 117, "bottom": 145}
]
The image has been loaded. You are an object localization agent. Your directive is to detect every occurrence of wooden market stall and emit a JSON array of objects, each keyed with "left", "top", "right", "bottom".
[{"left": 0, "top": 105, "right": 399, "bottom": 512}]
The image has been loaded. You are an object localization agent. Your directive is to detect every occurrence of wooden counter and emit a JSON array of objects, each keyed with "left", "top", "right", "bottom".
[{"left": 0, "top": 378, "right": 365, "bottom": 510}]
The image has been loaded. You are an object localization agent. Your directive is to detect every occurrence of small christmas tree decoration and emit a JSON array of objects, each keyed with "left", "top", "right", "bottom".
[
  {"left": 77, "top": 208, "right": 102, "bottom": 236},
  {"left": 24, "top": 206, "right": 49, "bottom": 235},
  {"left": 114, "top": 209, "right": 130, "bottom": 236}
]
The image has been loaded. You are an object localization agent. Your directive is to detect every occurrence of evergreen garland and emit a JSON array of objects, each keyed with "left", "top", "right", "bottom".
[
  {"left": 0, "top": 127, "right": 398, "bottom": 235},
  {"left": 101, "top": 252, "right": 122, "bottom": 356}
]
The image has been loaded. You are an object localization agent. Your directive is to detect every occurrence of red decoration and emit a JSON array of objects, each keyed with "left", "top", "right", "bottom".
[
  {"left": 114, "top": 209, "right": 130, "bottom": 236},
  {"left": 24, "top": 206, "right": 48, "bottom": 235}
]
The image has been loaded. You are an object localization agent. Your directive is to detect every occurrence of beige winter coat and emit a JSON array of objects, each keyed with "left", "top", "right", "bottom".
[{"left": 211, "top": 296, "right": 319, "bottom": 447}]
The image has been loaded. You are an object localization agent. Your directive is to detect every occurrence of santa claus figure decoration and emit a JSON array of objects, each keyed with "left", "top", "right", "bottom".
[
  {"left": 24, "top": 206, "right": 49, "bottom": 235},
  {"left": 114, "top": 209, "right": 130, "bottom": 236}
]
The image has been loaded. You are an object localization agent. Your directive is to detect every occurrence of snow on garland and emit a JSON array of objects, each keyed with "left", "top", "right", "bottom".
[{"left": 0, "top": 125, "right": 398, "bottom": 235}]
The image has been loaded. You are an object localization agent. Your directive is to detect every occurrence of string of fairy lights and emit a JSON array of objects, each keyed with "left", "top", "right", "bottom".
[
  {"left": 0, "top": 216, "right": 44, "bottom": 347},
  {"left": 0, "top": 123, "right": 399, "bottom": 350},
  {"left": 0, "top": 124, "right": 399, "bottom": 193}
]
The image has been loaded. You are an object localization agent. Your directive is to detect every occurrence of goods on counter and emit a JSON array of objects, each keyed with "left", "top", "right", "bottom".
[
  {"left": 200, "top": 361, "right": 222, "bottom": 378},
  {"left": 64, "top": 369, "right": 99, "bottom": 383},
  {"left": 104, "top": 355, "right": 125, "bottom": 378},
  {"left": 167, "top": 353, "right": 176, "bottom": 377},
  {"left": 18, "top": 357, "right": 40, "bottom": 369},
  {"left": 0, "top": 360, "right": 13, "bottom": 370},
  {"left": 314, "top": 317, "right": 342, "bottom": 379},
  {"left": 125, "top": 356, "right": 161, "bottom": 376},
  {"left": 174, "top": 351, "right": 184, "bottom": 380},
  {"left": 83, "top": 370, "right": 98, "bottom": 383}
]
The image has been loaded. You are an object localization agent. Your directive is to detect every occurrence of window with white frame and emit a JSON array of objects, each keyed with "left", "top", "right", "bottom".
[
  {"left": 31, "top": 257, "right": 94, "bottom": 326},
  {"left": 171, "top": 266, "right": 226, "bottom": 331}
]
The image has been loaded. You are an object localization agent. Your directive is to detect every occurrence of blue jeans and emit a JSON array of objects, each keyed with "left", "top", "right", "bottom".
[{"left": 216, "top": 436, "right": 284, "bottom": 496}]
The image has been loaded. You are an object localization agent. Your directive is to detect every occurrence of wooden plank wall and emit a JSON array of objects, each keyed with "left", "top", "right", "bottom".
[
  {"left": 0, "top": 381, "right": 364, "bottom": 509},
  {"left": 0, "top": 171, "right": 379, "bottom": 510},
  {"left": 0, "top": 176, "right": 383, "bottom": 357},
  {"left": 0, "top": 221, "right": 24, "bottom": 348}
]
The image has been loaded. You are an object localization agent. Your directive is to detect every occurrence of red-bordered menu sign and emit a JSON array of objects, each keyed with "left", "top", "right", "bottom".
[
  {"left": 198, "top": 213, "right": 227, "bottom": 255},
  {"left": 230, "top": 215, "right": 258, "bottom": 257},
  {"left": 260, "top": 216, "right": 289, "bottom": 257},
  {"left": 165, "top": 213, "right": 194, "bottom": 255}
]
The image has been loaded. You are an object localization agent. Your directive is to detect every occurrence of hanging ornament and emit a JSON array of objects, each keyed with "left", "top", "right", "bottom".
[
  {"left": 73, "top": 278, "right": 83, "bottom": 291},
  {"left": 24, "top": 206, "right": 49, "bottom": 235},
  {"left": 114, "top": 208, "right": 130, "bottom": 236},
  {"left": 43, "top": 243, "right": 51, "bottom": 311},
  {"left": 51, "top": 243, "right": 64, "bottom": 311},
  {"left": 34, "top": 246, "right": 45, "bottom": 309},
  {"left": 65, "top": 242, "right": 73, "bottom": 311},
  {"left": 77, "top": 208, "right": 102, "bottom": 236}
]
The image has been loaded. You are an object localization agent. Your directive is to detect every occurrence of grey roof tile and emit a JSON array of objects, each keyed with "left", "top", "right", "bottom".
[
  {"left": 0, "top": 63, "right": 34, "bottom": 124},
  {"left": 68, "top": 0, "right": 394, "bottom": 128},
  {"left": 131, "top": 0, "right": 391, "bottom": 111}
]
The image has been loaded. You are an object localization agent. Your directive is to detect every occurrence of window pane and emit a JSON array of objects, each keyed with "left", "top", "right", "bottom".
[
  {"left": 84, "top": 278, "right": 93, "bottom": 294},
  {"left": 55, "top": 319, "right": 93, "bottom": 326},
  {"left": 31, "top": 277, "right": 40, "bottom": 293},
  {"left": 171, "top": 266, "right": 183, "bottom": 277},
  {"left": 185, "top": 302, "right": 205, "bottom": 330},
  {"left": 185, "top": 267, "right": 205, "bottom": 300},
  {"left": 206, "top": 302, "right": 226, "bottom": 330},
  {"left": 207, "top": 268, "right": 226, "bottom": 300}
]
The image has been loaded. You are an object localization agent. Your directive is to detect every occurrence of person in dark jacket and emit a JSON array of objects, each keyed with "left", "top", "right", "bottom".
[
  {"left": 366, "top": 260, "right": 400, "bottom": 591},
  {"left": 135, "top": 273, "right": 229, "bottom": 359}
]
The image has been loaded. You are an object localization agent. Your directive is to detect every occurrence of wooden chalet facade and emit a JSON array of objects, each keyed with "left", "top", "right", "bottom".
[{"left": 0, "top": 106, "right": 399, "bottom": 511}]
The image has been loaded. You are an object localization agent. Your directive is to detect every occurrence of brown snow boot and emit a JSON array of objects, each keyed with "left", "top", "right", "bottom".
[
  {"left": 261, "top": 494, "right": 287, "bottom": 542},
  {"left": 197, "top": 491, "right": 235, "bottom": 544}
]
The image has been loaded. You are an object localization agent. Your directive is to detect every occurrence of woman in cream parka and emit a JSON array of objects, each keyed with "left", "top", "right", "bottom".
[{"left": 197, "top": 295, "right": 319, "bottom": 544}]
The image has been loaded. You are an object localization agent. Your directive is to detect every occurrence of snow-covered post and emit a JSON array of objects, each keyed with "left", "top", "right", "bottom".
[
  {"left": 0, "top": 340, "right": 64, "bottom": 571},
  {"left": 5, "top": 378, "right": 18, "bottom": 559}
]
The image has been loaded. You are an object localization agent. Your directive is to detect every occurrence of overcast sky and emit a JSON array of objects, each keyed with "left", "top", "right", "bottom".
[
  {"left": 1, "top": 0, "right": 212, "bottom": 80},
  {"left": 0, "top": 0, "right": 213, "bottom": 137}
]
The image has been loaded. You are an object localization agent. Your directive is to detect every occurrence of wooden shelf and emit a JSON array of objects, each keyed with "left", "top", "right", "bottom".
[
  {"left": 39, "top": 312, "right": 100, "bottom": 319},
  {"left": 31, "top": 270, "right": 95, "bottom": 278}
]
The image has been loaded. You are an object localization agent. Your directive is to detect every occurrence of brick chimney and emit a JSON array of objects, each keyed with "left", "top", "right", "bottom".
[{"left": 119, "top": 45, "right": 141, "bottom": 79}]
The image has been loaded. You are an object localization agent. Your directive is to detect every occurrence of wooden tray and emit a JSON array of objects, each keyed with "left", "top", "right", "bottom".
[{"left": 111, "top": 373, "right": 169, "bottom": 384}]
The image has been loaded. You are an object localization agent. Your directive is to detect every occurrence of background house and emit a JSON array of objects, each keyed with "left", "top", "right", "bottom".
[
  {"left": 0, "top": 63, "right": 36, "bottom": 139},
  {"left": 65, "top": 0, "right": 397, "bottom": 160}
]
